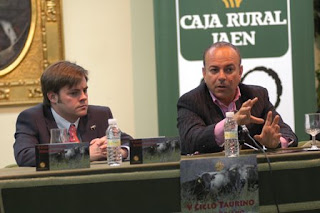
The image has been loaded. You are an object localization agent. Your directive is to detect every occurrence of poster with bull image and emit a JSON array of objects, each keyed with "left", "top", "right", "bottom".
[{"left": 180, "top": 155, "right": 259, "bottom": 212}]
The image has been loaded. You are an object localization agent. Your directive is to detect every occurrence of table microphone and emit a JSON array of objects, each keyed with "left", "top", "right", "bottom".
[
  {"left": 240, "top": 125, "right": 264, "bottom": 151},
  {"left": 240, "top": 125, "right": 249, "bottom": 133},
  {"left": 241, "top": 125, "right": 278, "bottom": 212}
]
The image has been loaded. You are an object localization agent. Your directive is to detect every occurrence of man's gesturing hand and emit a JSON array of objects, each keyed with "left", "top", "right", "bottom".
[
  {"left": 254, "top": 111, "right": 281, "bottom": 148},
  {"left": 234, "top": 97, "right": 264, "bottom": 126}
]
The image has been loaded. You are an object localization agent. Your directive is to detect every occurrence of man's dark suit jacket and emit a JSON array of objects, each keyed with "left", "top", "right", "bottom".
[
  {"left": 14, "top": 104, "right": 132, "bottom": 167},
  {"left": 177, "top": 82, "right": 298, "bottom": 155}
]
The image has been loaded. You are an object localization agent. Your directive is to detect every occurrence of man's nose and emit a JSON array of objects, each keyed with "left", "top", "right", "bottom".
[
  {"left": 218, "top": 70, "right": 226, "bottom": 80},
  {"left": 79, "top": 91, "right": 88, "bottom": 100}
]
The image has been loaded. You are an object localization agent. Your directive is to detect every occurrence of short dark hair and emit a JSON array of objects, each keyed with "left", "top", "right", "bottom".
[
  {"left": 41, "top": 61, "right": 88, "bottom": 106},
  {"left": 202, "top": 41, "right": 242, "bottom": 66}
]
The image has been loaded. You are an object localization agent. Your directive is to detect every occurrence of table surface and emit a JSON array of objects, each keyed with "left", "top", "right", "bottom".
[
  {"left": 2, "top": 147, "right": 320, "bottom": 213},
  {"left": 1, "top": 147, "right": 320, "bottom": 180}
]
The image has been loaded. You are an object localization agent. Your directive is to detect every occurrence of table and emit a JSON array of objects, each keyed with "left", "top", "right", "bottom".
[{"left": 1, "top": 148, "right": 320, "bottom": 213}]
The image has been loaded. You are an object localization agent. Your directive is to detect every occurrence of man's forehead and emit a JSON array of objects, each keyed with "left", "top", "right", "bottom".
[
  {"left": 207, "top": 46, "right": 238, "bottom": 57},
  {"left": 206, "top": 58, "right": 240, "bottom": 67},
  {"left": 205, "top": 47, "right": 240, "bottom": 65},
  {"left": 65, "top": 83, "right": 87, "bottom": 90},
  {"left": 212, "top": 63, "right": 236, "bottom": 67},
  {"left": 69, "top": 77, "right": 87, "bottom": 89}
]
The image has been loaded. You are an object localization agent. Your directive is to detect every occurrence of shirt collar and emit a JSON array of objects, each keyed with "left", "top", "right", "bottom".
[{"left": 51, "top": 108, "right": 80, "bottom": 129}]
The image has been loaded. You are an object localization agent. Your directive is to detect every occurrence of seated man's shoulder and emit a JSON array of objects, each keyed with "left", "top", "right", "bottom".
[
  {"left": 87, "top": 105, "right": 112, "bottom": 124},
  {"left": 16, "top": 104, "right": 47, "bottom": 123},
  {"left": 240, "top": 83, "right": 267, "bottom": 95},
  {"left": 179, "top": 82, "right": 206, "bottom": 100},
  {"left": 240, "top": 83, "right": 264, "bottom": 90},
  {"left": 19, "top": 103, "right": 45, "bottom": 115},
  {"left": 88, "top": 105, "right": 111, "bottom": 114}
]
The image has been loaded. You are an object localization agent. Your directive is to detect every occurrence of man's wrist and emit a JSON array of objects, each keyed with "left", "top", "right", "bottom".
[{"left": 120, "top": 145, "right": 130, "bottom": 160}]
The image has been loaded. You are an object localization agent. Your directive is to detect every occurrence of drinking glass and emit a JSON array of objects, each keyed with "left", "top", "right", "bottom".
[
  {"left": 50, "top": 128, "right": 68, "bottom": 143},
  {"left": 305, "top": 113, "right": 320, "bottom": 150}
]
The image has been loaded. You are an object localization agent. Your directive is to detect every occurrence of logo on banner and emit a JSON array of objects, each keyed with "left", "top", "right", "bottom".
[{"left": 222, "top": 0, "right": 243, "bottom": 8}]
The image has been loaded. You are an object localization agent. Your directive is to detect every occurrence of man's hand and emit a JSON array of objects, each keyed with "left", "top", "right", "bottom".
[
  {"left": 89, "top": 136, "right": 107, "bottom": 161},
  {"left": 254, "top": 111, "right": 281, "bottom": 148},
  {"left": 89, "top": 136, "right": 128, "bottom": 161},
  {"left": 234, "top": 97, "right": 264, "bottom": 126},
  {"left": 120, "top": 148, "right": 128, "bottom": 159}
]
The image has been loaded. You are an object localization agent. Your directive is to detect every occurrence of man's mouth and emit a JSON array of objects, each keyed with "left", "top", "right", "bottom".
[
  {"left": 77, "top": 105, "right": 88, "bottom": 110},
  {"left": 216, "top": 85, "right": 227, "bottom": 89}
]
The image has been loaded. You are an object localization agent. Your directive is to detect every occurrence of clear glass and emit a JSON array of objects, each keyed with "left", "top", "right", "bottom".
[
  {"left": 305, "top": 113, "right": 320, "bottom": 150},
  {"left": 50, "top": 128, "right": 68, "bottom": 143}
]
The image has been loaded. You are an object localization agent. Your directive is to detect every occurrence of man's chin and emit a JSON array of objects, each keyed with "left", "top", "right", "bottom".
[
  {"left": 213, "top": 92, "right": 230, "bottom": 101},
  {"left": 77, "top": 109, "right": 88, "bottom": 117},
  {"left": 213, "top": 90, "right": 227, "bottom": 98}
]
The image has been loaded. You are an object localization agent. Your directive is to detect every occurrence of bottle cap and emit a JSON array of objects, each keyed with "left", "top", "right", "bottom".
[
  {"left": 108, "top": 118, "right": 117, "bottom": 125},
  {"left": 226, "top": 112, "right": 234, "bottom": 118}
]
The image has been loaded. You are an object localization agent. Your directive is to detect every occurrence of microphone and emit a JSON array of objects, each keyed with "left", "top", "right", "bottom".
[
  {"left": 241, "top": 125, "right": 249, "bottom": 134},
  {"left": 239, "top": 125, "right": 263, "bottom": 151},
  {"left": 240, "top": 122, "right": 278, "bottom": 212}
]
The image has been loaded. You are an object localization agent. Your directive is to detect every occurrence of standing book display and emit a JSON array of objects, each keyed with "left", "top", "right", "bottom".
[
  {"left": 35, "top": 142, "right": 90, "bottom": 171},
  {"left": 130, "top": 136, "right": 180, "bottom": 164},
  {"left": 180, "top": 155, "right": 259, "bottom": 212}
]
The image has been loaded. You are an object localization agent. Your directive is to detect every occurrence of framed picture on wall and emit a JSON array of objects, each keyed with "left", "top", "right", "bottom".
[{"left": 0, "top": 0, "right": 64, "bottom": 106}]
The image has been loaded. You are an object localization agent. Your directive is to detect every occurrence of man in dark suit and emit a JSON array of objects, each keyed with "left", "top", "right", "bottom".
[
  {"left": 177, "top": 42, "right": 298, "bottom": 155},
  {"left": 14, "top": 61, "right": 132, "bottom": 166}
]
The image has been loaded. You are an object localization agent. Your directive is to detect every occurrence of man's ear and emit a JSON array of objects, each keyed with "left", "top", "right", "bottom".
[
  {"left": 47, "top": 92, "right": 58, "bottom": 104},
  {"left": 239, "top": 65, "right": 243, "bottom": 76},
  {"left": 202, "top": 67, "right": 206, "bottom": 82}
]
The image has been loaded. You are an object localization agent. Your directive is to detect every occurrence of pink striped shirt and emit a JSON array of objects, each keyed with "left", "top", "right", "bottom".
[
  {"left": 210, "top": 88, "right": 288, "bottom": 148},
  {"left": 210, "top": 87, "right": 240, "bottom": 146}
]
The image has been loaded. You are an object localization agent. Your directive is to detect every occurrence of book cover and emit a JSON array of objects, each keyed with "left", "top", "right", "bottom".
[
  {"left": 180, "top": 155, "right": 259, "bottom": 212},
  {"left": 35, "top": 142, "right": 90, "bottom": 171},
  {"left": 130, "top": 136, "right": 181, "bottom": 164}
]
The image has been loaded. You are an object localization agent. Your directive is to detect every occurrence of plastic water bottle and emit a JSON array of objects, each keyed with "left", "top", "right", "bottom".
[
  {"left": 106, "top": 118, "right": 122, "bottom": 166},
  {"left": 224, "top": 111, "right": 239, "bottom": 157}
]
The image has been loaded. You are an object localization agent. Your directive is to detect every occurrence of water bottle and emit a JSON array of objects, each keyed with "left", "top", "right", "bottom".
[
  {"left": 224, "top": 111, "right": 239, "bottom": 157},
  {"left": 106, "top": 118, "right": 122, "bottom": 166}
]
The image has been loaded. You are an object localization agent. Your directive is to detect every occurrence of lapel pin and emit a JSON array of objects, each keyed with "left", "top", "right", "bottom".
[{"left": 90, "top": 125, "right": 96, "bottom": 130}]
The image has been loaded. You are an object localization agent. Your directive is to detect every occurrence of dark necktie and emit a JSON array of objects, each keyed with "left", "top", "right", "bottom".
[{"left": 68, "top": 124, "right": 80, "bottom": 142}]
